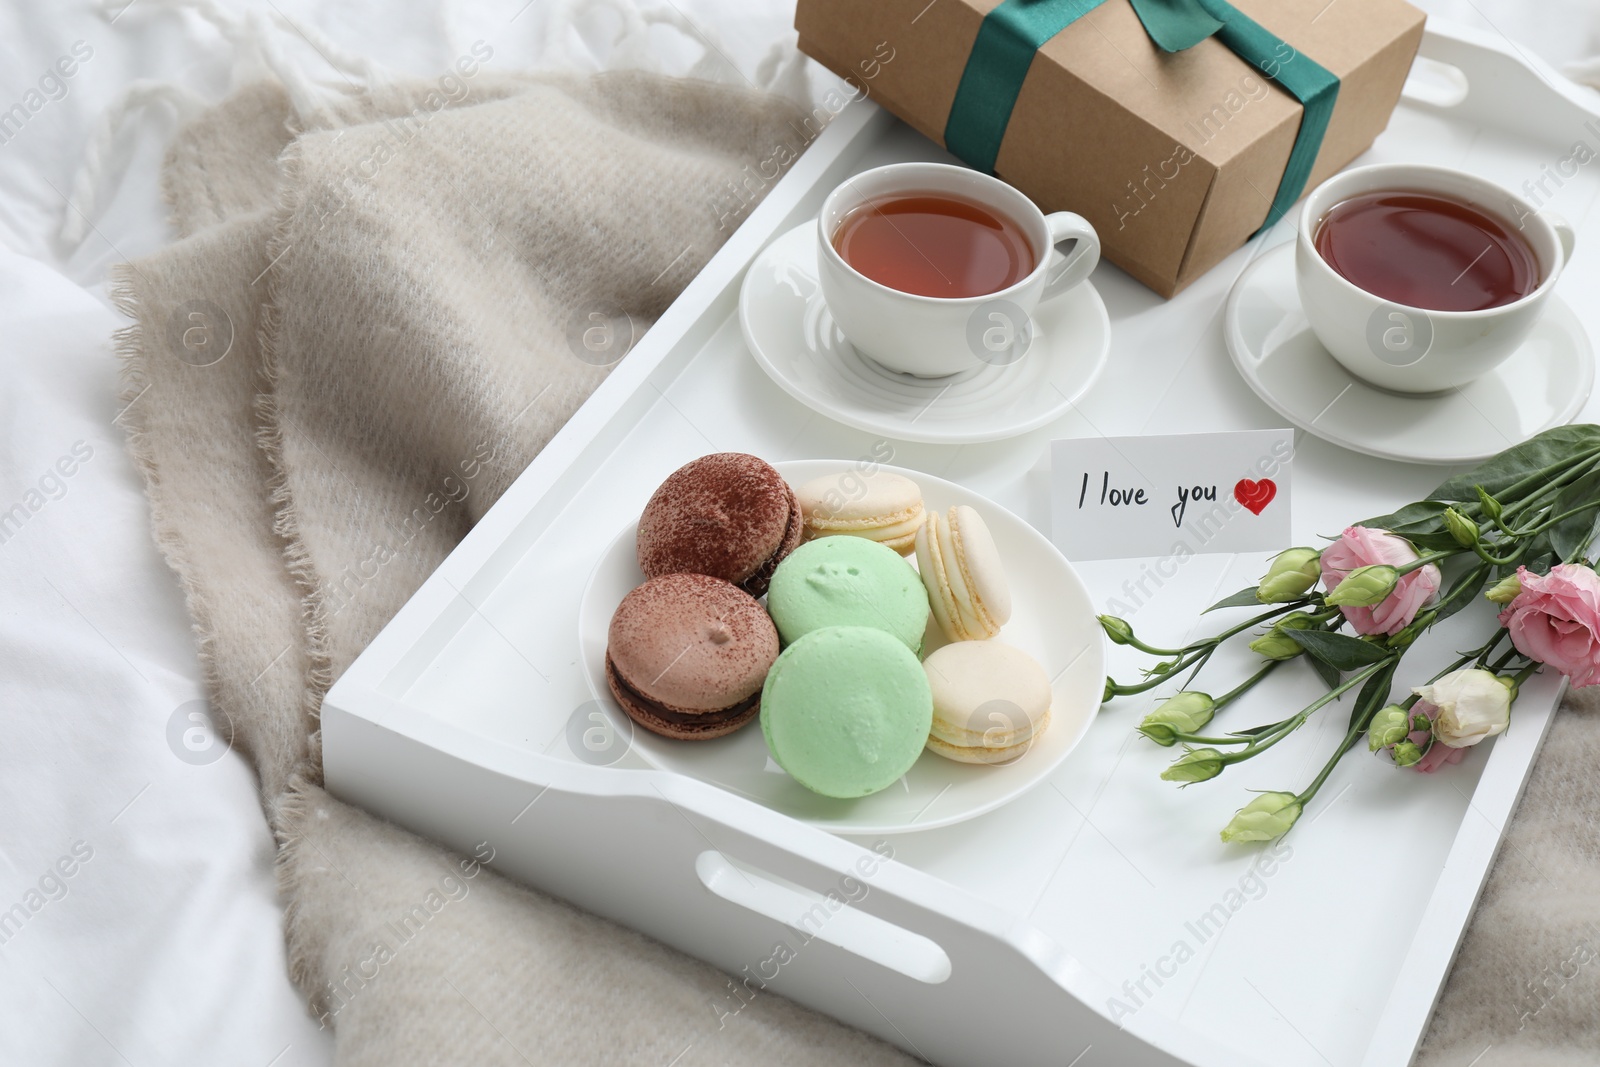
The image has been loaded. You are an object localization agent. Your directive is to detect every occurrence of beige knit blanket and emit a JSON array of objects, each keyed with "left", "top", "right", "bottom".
[{"left": 111, "top": 68, "right": 1598, "bottom": 1067}]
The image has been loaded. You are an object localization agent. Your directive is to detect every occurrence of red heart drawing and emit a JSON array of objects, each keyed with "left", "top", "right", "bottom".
[{"left": 1234, "top": 479, "right": 1277, "bottom": 516}]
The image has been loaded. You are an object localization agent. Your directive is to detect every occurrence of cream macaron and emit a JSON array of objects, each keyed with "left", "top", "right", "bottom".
[
  {"left": 915, "top": 505, "right": 1011, "bottom": 642},
  {"left": 795, "top": 469, "right": 925, "bottom": 556},
  {"left": 922, "top": 640, "right": 1052, "bottom": 764}
]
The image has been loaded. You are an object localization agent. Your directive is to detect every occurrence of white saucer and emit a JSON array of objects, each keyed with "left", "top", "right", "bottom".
[
  {"left": 576, "top": 460, "right": 1105, "bottom": 836},
  {"left": 738, "top": 223, "right": 1110, "bottom": 444},
  {"left": 1225, "top": 242, "right": 1594, "bottom": 465}
]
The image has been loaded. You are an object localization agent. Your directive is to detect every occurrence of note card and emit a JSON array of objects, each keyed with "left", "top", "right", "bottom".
[{"left": 1051, "top": 429, "right": 1294, "bottom": 561}]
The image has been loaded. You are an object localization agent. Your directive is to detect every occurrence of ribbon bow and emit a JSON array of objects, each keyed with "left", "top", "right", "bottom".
[
  {"left": 944, "top": 0, "right": 1338, "bottom": 230},
  {"left": 1128, "top": 0, "right": 1226, "bottom": 50}
]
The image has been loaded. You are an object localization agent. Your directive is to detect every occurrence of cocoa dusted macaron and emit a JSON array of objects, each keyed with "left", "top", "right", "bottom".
[
  {"left": 636, "top": 453, "right": 802, "bottom": 597},
  {"left": 605, "top": 572, "right": 779, "bottom": 740}
]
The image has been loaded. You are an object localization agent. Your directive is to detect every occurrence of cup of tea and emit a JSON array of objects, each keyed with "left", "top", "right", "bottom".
[
  {"left": 1296, "top": 163, "right": 1576, "bottom": 394},
  {"left": 816, "top": 162, "right": 1100, "bottom": 378}
]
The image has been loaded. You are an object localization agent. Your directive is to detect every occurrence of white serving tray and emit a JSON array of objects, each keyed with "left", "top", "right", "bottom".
[{"left": 323, "top": 22, "right": 1598, "bottom": 1067}]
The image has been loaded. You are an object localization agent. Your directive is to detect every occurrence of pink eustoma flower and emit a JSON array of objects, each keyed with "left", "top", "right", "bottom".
[
  {"left": 1406, "top": 724, "right": 1467, "bottom": 773},
  {"left": 1319, "top": 526, "right": 1441, "bottom": 636},
  {"left": 1499, "top": 564, "right": 1600, "bottom": 688}
]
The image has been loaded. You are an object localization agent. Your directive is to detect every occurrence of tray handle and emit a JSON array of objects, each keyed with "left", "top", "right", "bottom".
[
  {"left": 1404, "top": 24, "right": 1600, "bottom": 143},
  {"left": 633, "top": 777, "right": 1272, "bottom": 1067},
  {"left": 1401, "top": 55, "right": 1470, "bottom": 109},
  {"left": 695, "top": 848, "right": 953, "bottom": 984}
]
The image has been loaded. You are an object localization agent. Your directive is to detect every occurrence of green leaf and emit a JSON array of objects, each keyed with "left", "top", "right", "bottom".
[
  {"left": 1519, "top": 531, "right": 1559, "bottom": 576},
  {"left": 1348, "top": 660, "right": 1398, "bottom": 731},
  {"left": 1306, "top": 651, "right": 1341, "bottom": 688},
  {"left": 1426, "top": 425, "right": 1600, "bottom": 505},
  {"left": 1435, "top": 564, "right": 1490, "bottom": 625},
  {"left": 1359, "top": 499, "right": 1452, "bottom": 536},
  {"left": 1355, "top": 500, "right": 1462, "bottom": 550},
  {"left": 1405, "top": 531, "right": 1469, "bottom": 553},
  {"left": 1204, "top": 587, "right": 1267, "bottom": 613},
  {"left": 1287, "top": 629, "right": 1393, "bottom": 671},
  {"left": 1549, "top": 468, "right": 1600, "bottom": 562}
]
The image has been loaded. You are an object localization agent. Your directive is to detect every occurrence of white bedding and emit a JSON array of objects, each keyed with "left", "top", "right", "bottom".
[{"left": 0, "top": 1, "right": 1589, "bottom": 1064}]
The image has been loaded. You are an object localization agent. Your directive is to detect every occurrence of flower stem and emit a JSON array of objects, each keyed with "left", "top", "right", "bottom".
[
  {"left": 1208, "top": 602, "right": 1311, "bottom": 646},
  {"left": 1122, "top": 633, "right": 1189, "bottom": 657},
  {"left": 1512, "top": 501, "right": 1600, "bottom": 538},
  {"left": 1486, "top": 450, "right": 1600, "bottom": 521},
  {"left": 1169, "top": 732, "right": 1256, "bottom": 746},
  {"left": 1107, "top": 648, "right": 1211, "bottom": 696},
  {"left": 1299, "top": 640, "right": 1501, "bottom": 805},
  {"left": 1436, "top": 651, "right": 1477, "bottom": 680},
  {"left": 1409, "top": 564, "right": 1495, "bottom": 644},
  {"left": 1496, "top": 453, "right": 1600, "bottom": 527},
  {"left": 1226, "top": 658, "right": 1394, "bottom": 766},
  {"left": 1474, "top": 628, "right": 1510, "bottom": 668},
  {"left": 1489, "top": 645, "right": 1522, "bottom": 673},
  {"left": 1214, "top": 660, "right": 1280, "bottom": 711},
  {"left": 1105, "top": 603, "right": 1307, "bottom": 696},
  {"left": 1471, "top": 540, "right": 1526, "bottom": 567},
  {"left": 1397, "top": 549, "right": 1456, "bottom": 574},
  {"left": 1297, "top": 729, "right": 1362, "bottom": 806}
]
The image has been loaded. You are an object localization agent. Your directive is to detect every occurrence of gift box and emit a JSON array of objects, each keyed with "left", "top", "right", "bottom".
[{"left": 795, "top": 0, "right": 1426, "bottom": 297}]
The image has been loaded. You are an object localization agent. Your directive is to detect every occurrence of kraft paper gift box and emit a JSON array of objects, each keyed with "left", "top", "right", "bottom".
[{"left": 795, "top": 0, "right": 1426, "bottom": 297}]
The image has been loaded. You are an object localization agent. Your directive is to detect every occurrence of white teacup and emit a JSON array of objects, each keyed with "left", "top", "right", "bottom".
[
  {"left": 816, "top": 162, "right": 1100, "bottom": 378},
  {"left": 1296, "top": 163, "right": 1576, "bottom": 394}
]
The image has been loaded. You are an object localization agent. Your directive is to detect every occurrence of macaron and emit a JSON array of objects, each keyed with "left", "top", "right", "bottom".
[
  {"left": 795, "top": 469, "right": 925, "bottom": 556},
  {"left": 636, "top": 453, "right": 802, "bottom": 597},
  {"left": 921, "top": 640, "right": 1052, "bottom": 764},
  {"left": 915, "top": 505, "right": 1011, "bottom": 643},
  {"left": 605, "top": 573, "right": 779, "bottom": 740},
  {"left": 760, "top": 626, "right": 933, "bottom": 798},
  {"left": 765, "top": 535, "right": 930, "bottom": 652}
]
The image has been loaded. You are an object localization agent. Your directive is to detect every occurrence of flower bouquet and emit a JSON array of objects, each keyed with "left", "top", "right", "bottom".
[{"left": 1101, "top": 425, "right": 1600, "bottom": 843}]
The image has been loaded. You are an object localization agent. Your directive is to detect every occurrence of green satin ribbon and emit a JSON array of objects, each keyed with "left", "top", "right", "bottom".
[
  {"left": 1131, "top": 0, "right": 1223, "bottom": 51},
  {"left": 944, "top": 0, "right": 1339, "bottom": 231}
]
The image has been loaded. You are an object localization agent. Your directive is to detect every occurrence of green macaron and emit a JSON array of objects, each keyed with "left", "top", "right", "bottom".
[
  {"left": 760, "top": 626, "right": 933, "bottom": 799},
  {"left": 765, "top": 535, "right": 930, "bottom": 652}
]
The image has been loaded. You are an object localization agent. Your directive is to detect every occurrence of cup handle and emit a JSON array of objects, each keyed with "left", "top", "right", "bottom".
[
  {"left": 1040, "top": 211, "right": 1101, "bottom": 301},
  {"left": 1547, "top": 209, "right": 1577, "bottom": 266}
]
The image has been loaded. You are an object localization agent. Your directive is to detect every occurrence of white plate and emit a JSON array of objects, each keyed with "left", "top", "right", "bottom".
[
  {"left": 738, "top": 223, "right": 1110, "bottom": 444},
  {"left": 576, "top": 460, "right": 1104, "bottom": 835},
  {"left": 1225, "top": 242, "right": 1594, "bottom": 465}
]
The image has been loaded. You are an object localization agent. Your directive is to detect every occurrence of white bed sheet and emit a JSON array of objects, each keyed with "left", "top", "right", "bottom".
[{"left": 0, "top": 1, "right": 1590, "bottom": 1065}]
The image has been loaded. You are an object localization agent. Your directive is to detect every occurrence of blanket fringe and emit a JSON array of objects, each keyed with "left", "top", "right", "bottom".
[
  {"left": 62, "top": 0, "right": 392, "bottom": 250},
  {"left": 272, "top": 773, "right": 323, "bottom": 997},
  {"left": 64, "top": 0, "right": 810, "bottom": 250},
  {"left": 105, "top": 265, "right": 259, "bottom": 786},
  {"left": 254, "top": 135, "right": 336, "bottom": 788}
]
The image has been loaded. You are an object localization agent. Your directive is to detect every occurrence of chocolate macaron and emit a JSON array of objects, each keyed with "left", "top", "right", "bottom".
[
  {"left": 636, "top": 453, "right": 802, "bottom": 597},
  {"left": 606, "top": 572, "right": 779, "bottom": 740}
]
